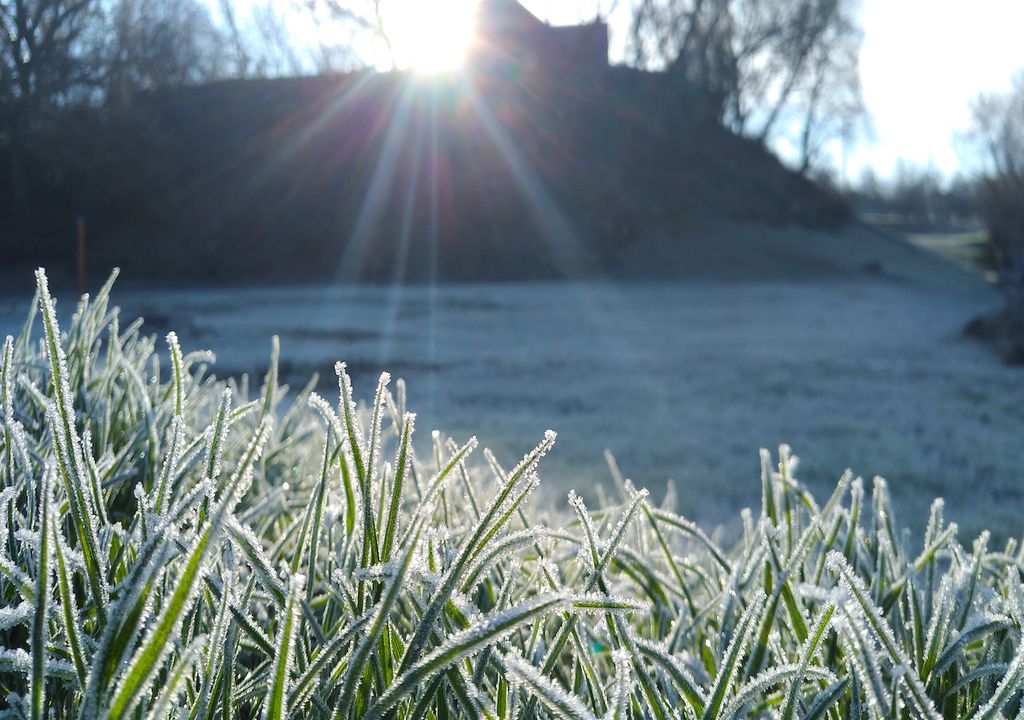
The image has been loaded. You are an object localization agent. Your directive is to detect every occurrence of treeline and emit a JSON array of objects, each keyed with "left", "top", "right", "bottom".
[
  {"left": 1, "top": 0, "right": 350, "bottom": 224},
  {"left": 846, "top": 164, "right": 981, "bottom": 232}
]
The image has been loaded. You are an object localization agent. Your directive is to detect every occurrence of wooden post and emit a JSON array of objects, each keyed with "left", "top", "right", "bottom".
[{"left": 76, "top": 216, "right": 86, "bottom": 296}]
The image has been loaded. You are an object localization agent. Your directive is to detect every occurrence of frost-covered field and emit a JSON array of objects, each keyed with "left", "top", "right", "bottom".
[
  {"left": 10, "top": 269, "right": 1024, "bottom": 720},
  {"left": 1, "top": 275, "right": 1018, "bottom": 537}
]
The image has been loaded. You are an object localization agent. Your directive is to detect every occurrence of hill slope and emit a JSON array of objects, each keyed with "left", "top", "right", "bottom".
[{"left": 3, "top": 68, "right": 851, "bottom": 283}]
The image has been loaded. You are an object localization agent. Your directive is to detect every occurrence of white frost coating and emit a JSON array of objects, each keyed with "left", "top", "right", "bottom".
[
  {"left": 568, "top": 489, "right": 602, "bottom": 573},
  {"left": 335, "top": 362, "right": 365, "bottom": 454},
  {"left": 166, "top": 331, "right": 187, "bottom": 415},
  {"left": 0, "top": 336, "right": 12, "bottom": 421},
  {"left": 585, "top": 489, "right": 649, "bottom": 586},
  {"left": 227, "top": 416, "right": 274, "bottom": 501},
  {"left": 499, "top": 648, "right": 597, "bottom": 720},
  {"left": 43, "top": 401, "right": 106, "bottom": 594},
  {"left": 970, "top": 632, "right": 1024, "bottom": 720},
  {"left": 924, "top": 497, "right": 945, "bottom": 542},
  {"left": 37, "top": 275, "right": 103, "bottom": 542},
  {"left": 261, "top": 572, "right": 304, "bottom": 720},
  {"left": 828, "top": 551, "right": 941, "bottom": 720},
  {"left": 0, "top": 692, "right": 27, "bottom": 719},
  {"left": 0, "top": 490, "right": 13, "bottom": 556},
  {"left": 1006, "top": 573, "right": 1024, "bottom": 629},
  {"left": 308, "top": 392, "right": 345, "bottom": 442},
  {"left": 722, "top": 664, "right": 837, "bottom": 720},
  {"left": 796, "top": 583, "right": 832, "bottom": 603},
  {"left": 566, "top": 489, "right": 584, "bottom": 510},
  {"left": 227, "top": 517, "right": 287, "bottom": 603},
  {"left": 4, "top": 420, "right": 31, "bottom": 477},
  {"left": 203, "top": 388, "right": 232, "bottom": 484},
  {"left": 463, "top": 527, "right": 546, "bottom": 590},
  {"left": 352, "top": 562, "right": 401, "bottom": 582},
  {"left": 143, "top": 638, "right": 203, "bottom": 720},
  {"left": 570, "top": 592, "right": 650, "bottom": 615},
  {"left": 922, "top": 574, "right": 955, "bottom": 674},
  {"left": 0, "top": 490, "right": 15, "bottom": 518},
  {"left": 604, "top": 648, "right": 632, "bottom": 720},
  {"left": 0, "top": 602, "right": 31, "bottom": 631},
  {"left": 835, "top": 608, "right": 889, "bottom": 712},
  {"left": 182, "top": 349, "right": 216, "bottom": 368},
  {"left": 535, "top": 557, "right": 562, "bottom": 591},
  {"left": 0, "top": 647, "right": 77, "bottom": 680},
  {"left": 500, "top": 430, "right": 557, "bottom": 495},
  {"left": 392, "top": 592, "right": 571, "bottom": 699},
  {"left": 364, "top": 371, "right": 391, "bottom": 485},
  {"left": 13, "top": 528, "right": 39, "bottom": 554}
]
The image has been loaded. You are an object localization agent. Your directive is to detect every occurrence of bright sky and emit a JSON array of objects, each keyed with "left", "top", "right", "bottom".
[
  {"left": 278, "top": 0, "right": 1024, "bottom": 181},
  {"left": 852, "top": 0, "right": 1024, "bottom": 181},
  {"left": 381, "top": 1, "right": 477, "bottom": 72}
]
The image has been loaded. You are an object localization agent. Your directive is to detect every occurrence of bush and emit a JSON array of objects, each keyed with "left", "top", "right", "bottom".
[
  {"left": 1, "top": 269, "right": 1022, "bottom": 719},
  {"left": 968, "top": 76, "right": 1024, "bottom": 361}
]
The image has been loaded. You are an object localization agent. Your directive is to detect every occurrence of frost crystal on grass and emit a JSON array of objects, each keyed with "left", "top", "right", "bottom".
[{"left": 0, "top": 602, "right": 31, "bottom": 631}]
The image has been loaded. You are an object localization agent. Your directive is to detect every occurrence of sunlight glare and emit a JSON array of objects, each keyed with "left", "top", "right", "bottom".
[{"left": 387, "top": 0, "right": 477, "bottom": 73}]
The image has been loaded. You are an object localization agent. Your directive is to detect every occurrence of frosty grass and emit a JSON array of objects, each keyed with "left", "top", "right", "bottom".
[{"left": 0, "top": 268, "right": 1022, "bottom": 719}]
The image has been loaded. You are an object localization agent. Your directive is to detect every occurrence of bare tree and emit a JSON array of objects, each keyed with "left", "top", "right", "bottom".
[
  {"left": 219, "top": 0, "right": 252, "bottom": 78},
  {"left": 0, "top": 0, "right": 104, "bottom": 212},
  {"left": 104, "top": 0, "right": 225, "bottom": 98},
  {"left": 0, "top": 0, "right": 101, "bottom": 105},
  {"left": 626, "top": 0, "right": 867, "bottom": 173},
  {"left": 251, "top": 2, "right": 307, "bottom": 76},
  {"left": 581, "top": 0, "right": 623, "bottom": 22},
  {"left": 790, "top": 5, "right": 866, "bottom": 173},
  {"left": 306, "top": 0, "right": 394, "bottom": 69},
  {"left": 970, "top": 77, "right": 1024, "bottom": 189},
  {"left": 216, "top": 0, "right": 341, "bottom": 78}
]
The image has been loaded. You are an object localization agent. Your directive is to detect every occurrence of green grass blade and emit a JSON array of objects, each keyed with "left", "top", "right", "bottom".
[
  {"left": 37, "top": 269, "right": 108, "bottom": 624},
  {"left": 365, "top": 592, "right": 570, "bottom": 720},
  {"left": 30, "top": 468, "right": 53, "bottom": 720},
  {"left": 828, "top": 551, "right": 941, "bottom": 720},
  {"left": 105, "top": 475, "right": 243, "bottom": 720},
  {"left": 781, "top": 603, "right": 836, "bottom": 720},
  {"left": 142, "top": 638, "right": 203, "bottom": 720},
  {"left": 334, "top": 518, "right": 424, "bottom": 720},
  {"left": 702, "top": 589, "right": 767, "bottom": 720},
  {"left": 380, "top": 412, "right": 414, "bottom": 563},
  {"left": 263, "top": 574, "right": 305, "bottom": 720},
  {"left": 53, "top": 519, "right": 88, "bottom": 689},
  {"left": 499, "top": 649, "right": 596, "bottom": 720}
]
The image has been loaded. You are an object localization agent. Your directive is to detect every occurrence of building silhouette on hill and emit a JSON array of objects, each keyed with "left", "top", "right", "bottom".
[{"left": 471, "top": 0, "right": 609, "bottom": 74}]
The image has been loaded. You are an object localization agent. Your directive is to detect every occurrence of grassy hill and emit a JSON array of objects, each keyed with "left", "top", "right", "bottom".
[{"left": 2, "top": 67, "right": 850, "bottom": 284}]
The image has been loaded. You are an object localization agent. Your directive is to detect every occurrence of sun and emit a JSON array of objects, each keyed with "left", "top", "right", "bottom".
[{"left": 386, "top": 0, "right": 477, "bottom": 73}]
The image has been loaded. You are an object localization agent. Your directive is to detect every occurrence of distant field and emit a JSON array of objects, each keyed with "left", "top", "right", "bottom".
[
  {"left": 3, "top": 270, "right": 1018, "bottom": 539},
  {"left": 906, "top": 230, "right": 996, "bottom": 280}
]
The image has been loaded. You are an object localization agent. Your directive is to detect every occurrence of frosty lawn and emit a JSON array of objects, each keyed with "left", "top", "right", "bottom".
[
  {"left": 0, "top": 269, "right": 1022, "bottom": 718},
  {"left": 2, "top": 265, "right": 1016, "bottom": 539}
]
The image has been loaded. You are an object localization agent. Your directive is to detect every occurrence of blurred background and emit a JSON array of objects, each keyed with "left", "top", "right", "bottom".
[{"left": 2, "top": 0, "right": 1023, "bottom": 537}]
